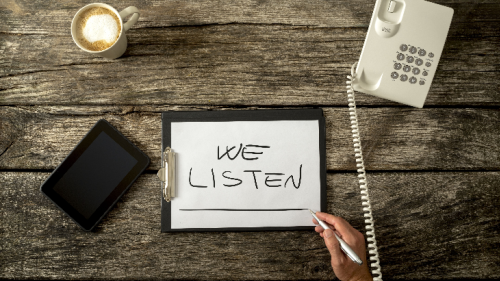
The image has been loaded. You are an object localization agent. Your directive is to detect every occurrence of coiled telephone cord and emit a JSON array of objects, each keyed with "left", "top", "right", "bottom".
[{"left": 346, "top": 62, "right": 382, "bottom": 281}]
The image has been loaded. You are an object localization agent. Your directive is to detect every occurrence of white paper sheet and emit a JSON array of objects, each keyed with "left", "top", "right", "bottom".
[{"left": 171, "top": 120, "right": 321, "bottom": 229}]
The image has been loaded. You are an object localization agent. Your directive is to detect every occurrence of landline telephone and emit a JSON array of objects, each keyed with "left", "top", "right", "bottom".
[
  {"left": 353, "top": 0, "right": 454, "bottom": 108},
  {"left": 345, "top": 0, "right": 453, "bottom": 280}
]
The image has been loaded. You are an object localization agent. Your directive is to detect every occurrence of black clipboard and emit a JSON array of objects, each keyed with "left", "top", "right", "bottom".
[{"left": 161, "top": 109, "right": 327, "bottom": 232}]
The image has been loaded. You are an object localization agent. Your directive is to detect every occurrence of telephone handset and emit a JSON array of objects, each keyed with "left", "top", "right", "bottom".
[
  {"left": 345, "top": 1, "right": 453, "bottom": 280},
  {"left": 354, "top": 0, "right": 454, "bottom": 108}
]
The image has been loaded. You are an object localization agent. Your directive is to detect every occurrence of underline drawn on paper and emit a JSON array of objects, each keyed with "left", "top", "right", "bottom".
[{"left": 179, "top": 209, "right": 309, "bottom": 211}]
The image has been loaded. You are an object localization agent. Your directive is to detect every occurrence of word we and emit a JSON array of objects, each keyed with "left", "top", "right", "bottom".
[{"left": 217, "top": 144, "right": 270, "bottom": 161}]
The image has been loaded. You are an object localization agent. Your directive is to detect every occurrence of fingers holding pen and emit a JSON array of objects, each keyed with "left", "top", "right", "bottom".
[
  {"left": 316, "top": 212, "right": 356, "bottom": 238},
  {"left": 315, "top": 225, "right": 327, "bottom": 236},
  {"left": 312, "top": 212, "right": 373, "bottom": 281},
  {"left": 313, "top": 218, "right": 331, "bottom": 232},
  {"left": 313, "top": 215, "right": 341, "bottom": 238}
]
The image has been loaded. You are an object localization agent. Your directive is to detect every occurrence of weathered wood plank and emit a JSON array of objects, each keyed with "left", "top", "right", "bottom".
[
  {"left": 0, "top": 29, "right": 497, "bottom": 106},
  {"left": 367, "top": 171, "right": 500, "bottom": 279},
  {"left": 1, "top": 1, "right": 499, "bottom": 280},
  {"left": 1, "top": 0, "right": 498, "bottom": 32},
  {"left": 1, "top": 106, "right": 498, "bottom": 171},
  {"left": 1, "top": 3, "right": 499, "bottom": 106},
  {"left": 1, "top": 171, "right": 499, "bottom": 279}
]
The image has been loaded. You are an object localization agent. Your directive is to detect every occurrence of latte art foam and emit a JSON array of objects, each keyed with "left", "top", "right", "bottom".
[
  {"left": 76, "top": 7, "right": 121, "bottom": 52},
  {"left": 83, "top": 14, "right": 119, "bottom": 43}
]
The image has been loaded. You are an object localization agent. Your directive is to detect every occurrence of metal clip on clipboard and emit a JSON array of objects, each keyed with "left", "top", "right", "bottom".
[{"left": 157, "top": 147, "right": 176, "bottom": 202}]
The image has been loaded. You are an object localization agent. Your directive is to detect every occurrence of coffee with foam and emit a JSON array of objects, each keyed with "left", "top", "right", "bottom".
[{"left": 75, "top": 7, "right": 121, "bottom": 52}]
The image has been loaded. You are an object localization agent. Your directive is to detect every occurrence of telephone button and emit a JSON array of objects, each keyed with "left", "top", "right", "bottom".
[
  {"left": 409, "top": 46, "right": 417, "bottom": 54},
  {"left": 394, "top": 63, "right": 402, "bottom": 70},
  {"left": 388, "top": 1, "right": 397, "bottom": 12},
  {"left": 428, "top": 52, "right": 434, "bottom": 58},
  {"left": 425, "top": 62, "right": 432, "bottom": 67},
  {"left": 415, "top": 58, "right": 423, "bottom": 66},
  {"left": 419, "top": 80, "right": 425, "bottom": 85},
  {"left": 412, "top": 68, "right": 420, "bottom": 75},
  {"left": 406, "top": 56, "right": 414, "bottom": 63},
  {"left": 409, "top": 77, "right": 417, "bottom": 84},
  {"left": 422, "top": 71, "right": 428, "bottom": 76},
  {"left": 400, "top": 44, "right": 408, "bottom": 52},
  {"left": 397, "top": 53, "right": 405, "bottom": 61},
  {"left": 391, "top": 72, "right": 399, "bottom": 79},
  {"left": 403, "top": 65, "right": 411, "bottom": 72},
  {"left": 400, "top": 74, "right": 408, "bottom": 82},
  {"left": 418, "top": 49, "right": 426, "bottom": 56}
]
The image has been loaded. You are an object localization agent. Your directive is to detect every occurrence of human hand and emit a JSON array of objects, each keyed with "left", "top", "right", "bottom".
[{"left": 313, "top": 212, "right": 372, "bottom": 281}]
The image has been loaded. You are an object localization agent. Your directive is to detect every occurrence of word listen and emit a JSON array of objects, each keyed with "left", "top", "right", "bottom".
[{"left": 189, "top": 144, "right": 303, "bottom": 189}]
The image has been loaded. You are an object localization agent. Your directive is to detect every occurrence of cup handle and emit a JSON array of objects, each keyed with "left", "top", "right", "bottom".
[{"left": 119, "top": 6, "right": 140, "bottom": 32}]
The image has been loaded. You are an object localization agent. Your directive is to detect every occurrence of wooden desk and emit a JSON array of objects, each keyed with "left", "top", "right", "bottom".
[{"left": 1, "top": 0, "right": 499, "bottom": 279}]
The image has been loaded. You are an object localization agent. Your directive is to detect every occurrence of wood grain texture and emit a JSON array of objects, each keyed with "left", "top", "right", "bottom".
[
  {"left": 1, "top": 171, "right": 499, "bottom": 279},
  {"left": 0, "top": 106, "right": 498, "bottom": 171},
  {"left": 0, "top": 1, "right": 499, "bottom": 106},
  {"left": 1, "top": 0, "right": 499, "bottom": 279}
]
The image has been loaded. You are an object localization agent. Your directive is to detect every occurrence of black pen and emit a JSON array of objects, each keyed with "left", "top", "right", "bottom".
[{"left": 309, "top": 209, "right": 363, "bottom": 265}]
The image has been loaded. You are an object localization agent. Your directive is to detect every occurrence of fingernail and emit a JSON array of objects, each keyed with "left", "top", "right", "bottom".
[{"left": 324, "top": 229, "right": 333, "bottom": 238}]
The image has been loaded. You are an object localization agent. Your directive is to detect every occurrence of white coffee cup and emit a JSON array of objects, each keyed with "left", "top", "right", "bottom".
[{"left": 71, "top": 3, "right": 140, "bottom": 59}]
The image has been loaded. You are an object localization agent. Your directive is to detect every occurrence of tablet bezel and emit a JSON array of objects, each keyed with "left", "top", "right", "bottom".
[{"left": 40, "top": 119, "right": 150, "bottom": 231}]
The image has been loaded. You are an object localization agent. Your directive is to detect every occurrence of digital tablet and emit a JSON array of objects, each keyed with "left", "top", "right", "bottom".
[{"left": 40, "top": 119, "right": 150, "bottom": 231}]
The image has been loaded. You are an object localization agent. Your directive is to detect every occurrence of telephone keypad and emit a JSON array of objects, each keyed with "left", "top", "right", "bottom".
[{"left": 393, "top": 44, "right": 435, "bottom": 85}]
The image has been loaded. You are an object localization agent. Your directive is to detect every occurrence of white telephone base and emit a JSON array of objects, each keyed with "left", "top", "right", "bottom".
[{"left": 354, "top": 0, "right": 453, "bottom": 108}]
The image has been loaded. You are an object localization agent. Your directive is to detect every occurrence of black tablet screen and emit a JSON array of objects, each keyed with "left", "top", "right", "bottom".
[{"left": 53, "top": 131, "right": 138, "bottom": 219}]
